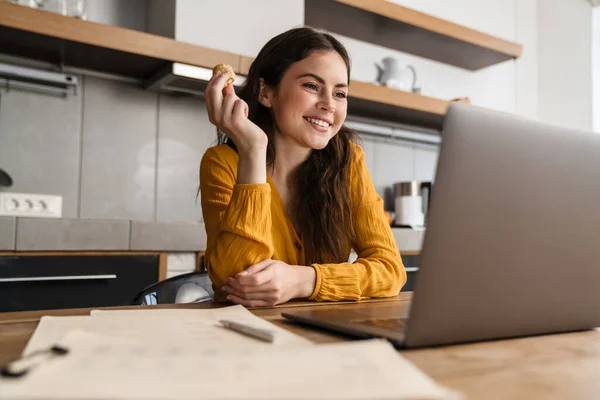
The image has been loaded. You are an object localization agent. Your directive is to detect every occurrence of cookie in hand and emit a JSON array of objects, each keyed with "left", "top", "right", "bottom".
[{"left": 212, "top": 64, "right": 236, "bottom": 87}]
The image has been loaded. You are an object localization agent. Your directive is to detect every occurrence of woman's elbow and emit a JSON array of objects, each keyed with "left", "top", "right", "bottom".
[
  {"left": 386, "top": 258, "right": 407, "bottom": 296},
  {"left": 206, "top": 261, "right": 227, "bottom": 289}
]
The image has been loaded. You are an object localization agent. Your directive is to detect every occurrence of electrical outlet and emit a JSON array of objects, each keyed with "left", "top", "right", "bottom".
[{"left": 0, "top": 192, "right": 62, "bottom": 218}]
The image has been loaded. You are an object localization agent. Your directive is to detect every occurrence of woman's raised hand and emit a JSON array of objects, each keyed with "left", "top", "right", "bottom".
[{"left": 204, "top": 70, "right": 268, "bottom": 154}]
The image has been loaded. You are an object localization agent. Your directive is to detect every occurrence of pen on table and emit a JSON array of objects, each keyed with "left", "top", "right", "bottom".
[{"left": 219, "top": 319, "right": 275, "bottom": 343}]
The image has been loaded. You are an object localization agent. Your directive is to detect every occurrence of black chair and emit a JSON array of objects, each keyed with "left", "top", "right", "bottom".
[{"left": 131, "top": 271, "right": 214, "bottom": 305}]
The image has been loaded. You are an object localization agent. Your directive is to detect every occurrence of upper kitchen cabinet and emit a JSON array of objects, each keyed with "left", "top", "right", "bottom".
[
  {"left": 305, "top": 0, "right": 523, "bottom": 70},
  {"left": 0, "top": 1, "right": 243, "bottom": 80}
]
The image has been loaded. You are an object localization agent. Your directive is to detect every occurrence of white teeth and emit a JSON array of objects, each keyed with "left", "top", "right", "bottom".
[{"left": 306, "top": 117, "right": 331, "bottom": 128}]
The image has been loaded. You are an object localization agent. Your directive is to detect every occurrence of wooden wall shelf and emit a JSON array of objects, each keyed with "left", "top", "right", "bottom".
[
  {"left": 0, "top": 2, "right": 246, "bottom": 79},
  {"left": 305, "top": 0, "right": 523, "bottom": 70},
  {"left": 348, "top": 81, "right": 448, "bottom": 129}
]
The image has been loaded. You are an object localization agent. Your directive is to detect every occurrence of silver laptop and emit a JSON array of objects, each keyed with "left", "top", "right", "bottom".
[{"left": 283, "top": 104, "right": 600, "bottom": 348}]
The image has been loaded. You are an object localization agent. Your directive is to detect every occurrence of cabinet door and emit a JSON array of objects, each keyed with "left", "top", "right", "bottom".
[
  {"left": 0, "top": 255, "right": 158, "bottom": 312},
  {"left": 401, "top": 255, "right": 420, "bottom": 292}
]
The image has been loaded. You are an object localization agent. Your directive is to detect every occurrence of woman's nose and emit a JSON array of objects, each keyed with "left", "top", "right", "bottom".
[{"left": 318, "top": 95, "right": 335, "bottom": 113}]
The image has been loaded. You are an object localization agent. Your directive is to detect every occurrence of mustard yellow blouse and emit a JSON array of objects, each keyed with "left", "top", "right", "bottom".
[{"left": 199, "top": 142, "right": 406, "bottom": 301}]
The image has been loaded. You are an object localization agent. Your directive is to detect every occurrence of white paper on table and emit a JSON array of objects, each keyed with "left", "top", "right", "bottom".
[
  {"left": 2, "top": 330, "right": 459, "bottom": 400},
  {"left": 23, "top": 305, "right": 312, "bottom": 356}
]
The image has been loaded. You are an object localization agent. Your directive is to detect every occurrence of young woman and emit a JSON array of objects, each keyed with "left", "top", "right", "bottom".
[{"left": 200, "top": 27, "right": 406, "bottom": 306}]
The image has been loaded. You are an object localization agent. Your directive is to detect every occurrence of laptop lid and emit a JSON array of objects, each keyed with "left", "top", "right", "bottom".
[
  {"left": 404, "top": 104, "right": 600, "bottom": 347},
  {"left": 283, "top": 105, "right": 600, "bottom": 348}
]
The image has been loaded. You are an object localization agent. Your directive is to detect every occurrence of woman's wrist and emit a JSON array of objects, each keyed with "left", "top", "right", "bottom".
[
  {"left": 236, "top": 147, "right": 267, "bottom": 184},
  {"left": 293, "top": 265, "right": 317, "bottom": 299}
]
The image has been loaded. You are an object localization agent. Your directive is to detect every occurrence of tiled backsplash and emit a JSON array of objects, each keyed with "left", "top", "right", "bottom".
[{"left": 0, "top": 75, "right": 438, "bottom": 222}]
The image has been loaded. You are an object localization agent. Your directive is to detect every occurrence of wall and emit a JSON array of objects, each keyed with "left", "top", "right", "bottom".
[
  {"left": 344, "top": 0, "right": 537, "bottom": 207},
  {"left": 173, "top": 0, "right": 304, "bottom": 56},
  {"left": 537, "top": 0, "right": 593, "bottom": 131},
  {"left": 86, "top": 0, "right": 148, "bottom": 31},
  {"left": 2, "top": 0, "right": 592, "bottom": 222},
  {"left": 593, "top": 6, "right": 600, "bottom": 132},
  {"left": 0, "top": 75, "right": 213, "bottom": 222}
]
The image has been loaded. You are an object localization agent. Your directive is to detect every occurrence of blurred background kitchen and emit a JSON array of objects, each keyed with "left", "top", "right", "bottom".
[{"left": 0, "top": 0, "right": 598, "bottom": 311}]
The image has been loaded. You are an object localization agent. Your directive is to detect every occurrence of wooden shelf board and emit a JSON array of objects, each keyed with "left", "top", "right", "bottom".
[
  {"left": 400, "top": 250, "right": 421, "bottom": 256},
  {"left": 305, "top": 0, "right": 523, "bottom": 70},
  {"left": 0, "top": 2, "right": 244, "bottom": 79},
  {"left": 348, "top": 80, "right": 448, "bottom": 128}
]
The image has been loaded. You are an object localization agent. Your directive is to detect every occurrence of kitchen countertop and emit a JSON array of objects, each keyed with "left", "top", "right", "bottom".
[
  {"left": 0, "top": 217, "right": 424, "bottom": 253},
  {"left": 0, "top": 217, "right": 206, "bottom": 252}
]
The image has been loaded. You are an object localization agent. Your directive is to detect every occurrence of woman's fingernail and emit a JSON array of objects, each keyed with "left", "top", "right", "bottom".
[{"left": 226, "top": 295, "right": 232, "bottom": 301}]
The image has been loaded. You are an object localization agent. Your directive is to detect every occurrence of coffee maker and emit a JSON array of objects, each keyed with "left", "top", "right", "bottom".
[{"left": 393, "top": 181, "right": 432, "bottom": 228}]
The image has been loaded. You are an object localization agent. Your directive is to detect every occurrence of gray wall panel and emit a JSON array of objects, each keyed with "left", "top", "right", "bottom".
[
  {"left": 0, "top": 85, "right": 82, "bottom": 218},
  {"left": 372, "top": 140, "right": 414, "bottom": 210},
  {"left": 156, "top": 95, "right": 214, "bottom": 222},
  {"left": 79, "top": 76, "right": 157, "bottom": 220}
]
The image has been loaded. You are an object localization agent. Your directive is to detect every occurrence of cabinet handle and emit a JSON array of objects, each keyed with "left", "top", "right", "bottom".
[
  {"left": 405, "top": 267, "right": 419, "bottom": 272},
  {"left": 0, "top": 274, "right": 117, "bottom": 283}
]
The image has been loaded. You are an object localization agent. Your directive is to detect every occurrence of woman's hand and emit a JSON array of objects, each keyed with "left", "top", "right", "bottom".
[
  {"left": 222, "top": 260, "right": 317, "bottom": 307},
  {"left": 204, "top": 71, "right": 268, "bottom": 153}
]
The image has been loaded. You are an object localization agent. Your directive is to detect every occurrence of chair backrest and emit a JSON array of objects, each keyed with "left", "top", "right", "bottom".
[{"left": 131, "top": 271, "right": 214, "bottom": 305}]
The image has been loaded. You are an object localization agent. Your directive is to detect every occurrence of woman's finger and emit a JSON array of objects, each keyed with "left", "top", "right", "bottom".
[
  {"left": 222, "top": 284, "right": 274, "bottom": 300},
  {"left": 231, "top": 98, "right": 248, "bottom": 125},
  {"left": 226, "top": 276, "right": 275, "bottom": 294},
  {"left": 238, "top": 259, "right": 274, "bottom": 277},
  {"left": 236, "top": 265, "right": 274, "bottom": 286},
  {"left": 220, "top": 88, "right": 238, "bottom": 130},
  {"left": 226, "top": 276, "right": 274, "bottom": 294},
  {"left": 226, "top": 294, "right": 273, "bottom": 307},
  {"left": 206, "top": 70, "right": 231, "bottom": 94},
  {"left": 205, "top": 71, "right": 232, "bottom": 122},
  {"left": 204, "top": 71, "right": 224, "bottom": 117}
]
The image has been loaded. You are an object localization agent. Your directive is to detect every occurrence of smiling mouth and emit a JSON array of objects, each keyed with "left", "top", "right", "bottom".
[{"left": 304, "top": 117, "right": 332, "bottom": 130}]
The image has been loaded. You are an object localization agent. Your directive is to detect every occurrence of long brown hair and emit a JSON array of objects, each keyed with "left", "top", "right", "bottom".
[{"left": 217, "top": 27, "right": 358, "bottom": 264}]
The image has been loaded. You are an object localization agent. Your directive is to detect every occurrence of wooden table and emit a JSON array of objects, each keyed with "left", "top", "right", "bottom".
[{"left": 2, "top": 293, "right": 600, "bottom": 399}]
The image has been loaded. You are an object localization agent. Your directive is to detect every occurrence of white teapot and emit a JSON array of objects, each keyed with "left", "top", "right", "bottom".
[{"left": 375, "top": 57, "right": 419, "bottom": 93}]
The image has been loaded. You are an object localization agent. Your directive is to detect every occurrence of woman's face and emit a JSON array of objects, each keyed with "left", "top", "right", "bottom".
[{"left": 262, "top": 50, "right": 349, "bottom": 151}]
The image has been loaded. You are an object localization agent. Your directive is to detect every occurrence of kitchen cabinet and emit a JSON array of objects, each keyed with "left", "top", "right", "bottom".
[
  {"left": 401, "top": 254, "right": 420, "bottom": 292},
  {"left": 0, "top": 253, "right": 161, "bottom": 312}
]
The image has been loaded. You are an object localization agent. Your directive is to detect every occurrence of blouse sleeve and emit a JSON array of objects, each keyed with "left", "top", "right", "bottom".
[
  {"left": 308, "top": 144, "right": 407, "bottom": 301},
  {"left": 199, "top": 146, "right": 274, "bottom": 288}
]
